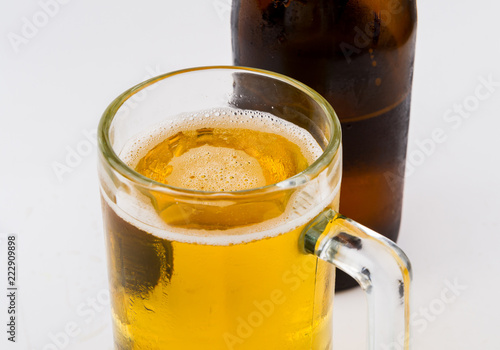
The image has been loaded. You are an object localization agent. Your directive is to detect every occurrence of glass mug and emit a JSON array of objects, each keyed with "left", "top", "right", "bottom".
[{"left": 98, "top": 66, "right": 411, "bottom": 350}]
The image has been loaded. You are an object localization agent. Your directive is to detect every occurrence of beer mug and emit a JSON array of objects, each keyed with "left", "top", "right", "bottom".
[{"left": 98, "top": 67, "right": 411, "bottom": 350}]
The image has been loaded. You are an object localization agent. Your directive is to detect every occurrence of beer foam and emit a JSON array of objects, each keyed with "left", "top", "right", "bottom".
[
  {"left": 106, "top": 108, "right": 340, "bottom": 246},
  {"left": 120, "top": 108, "right": 323, "bottom": 169},
  {"left": 103, "top": 180, "right": 340, "bottom": 246},
  {"left": 166, "top": 145, "right": 267, "bottom": 191}
]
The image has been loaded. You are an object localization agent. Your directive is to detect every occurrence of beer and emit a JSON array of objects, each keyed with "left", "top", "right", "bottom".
[
  {"left": 134, "top": 111, "right": 312, "bottom": 192},
  {"left": 102, "top": 109, "right": 340, "bottom": 349},
  {"left": 231, "top": 0, "right": 417, "bottom": 289}
]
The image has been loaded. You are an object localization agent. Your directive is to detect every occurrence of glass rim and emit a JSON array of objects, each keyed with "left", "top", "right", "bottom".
[{"left": 98, "top": 65, "right": 342, "bottom": 197}]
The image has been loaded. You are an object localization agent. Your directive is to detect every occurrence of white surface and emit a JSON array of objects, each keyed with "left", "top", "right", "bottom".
[{"left": 1, "top": 0, "right": 499, "bottom": 349}]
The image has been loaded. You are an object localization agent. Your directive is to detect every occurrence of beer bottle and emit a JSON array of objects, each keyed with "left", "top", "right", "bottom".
[{"left": 231, "top": 0, "right": 417, "bottom": 290}]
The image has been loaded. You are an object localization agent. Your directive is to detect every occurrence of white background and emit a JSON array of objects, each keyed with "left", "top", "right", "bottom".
[{"left": 1, "top": 0, "right": 499, "bottom": 349}]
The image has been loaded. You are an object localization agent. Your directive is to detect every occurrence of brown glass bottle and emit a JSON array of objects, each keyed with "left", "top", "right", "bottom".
[{"left": 232, "top": 0, "right": 417, "bottom": 290}]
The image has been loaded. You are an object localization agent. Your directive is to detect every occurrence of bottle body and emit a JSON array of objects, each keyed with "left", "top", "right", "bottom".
[{"left": 232, "top": 0, "right": 417, "bottom": 289}]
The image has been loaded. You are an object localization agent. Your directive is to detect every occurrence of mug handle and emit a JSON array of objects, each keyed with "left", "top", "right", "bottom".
[{"left": 302, "top": 209, "right": 411, "bottom": 350}]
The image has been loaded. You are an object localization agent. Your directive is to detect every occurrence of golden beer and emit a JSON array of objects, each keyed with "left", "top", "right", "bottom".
[
  {"left": 101, "top": 109, "right": 340, "bottom": 349},
  {"left": 100, "top": 66, "right": 412, "bottom": 350}
]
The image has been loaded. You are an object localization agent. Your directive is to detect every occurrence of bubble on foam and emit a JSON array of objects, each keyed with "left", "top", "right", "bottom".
[{"left": 111, "top": 107, "right": 336, "bottom": 245}]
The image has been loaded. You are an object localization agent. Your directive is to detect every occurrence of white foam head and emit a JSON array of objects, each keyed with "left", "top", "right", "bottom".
[
  {"left": 166, "top": 144, "right": 267, "bottom": 191},
  {"left": 121, "top": 108, "right": 322, "bottom": 168},
  {"left": 105, "top": 108, "right": 340, "bottom": 246}
]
